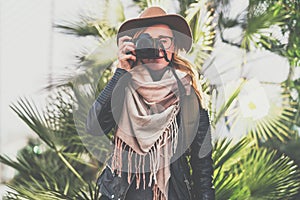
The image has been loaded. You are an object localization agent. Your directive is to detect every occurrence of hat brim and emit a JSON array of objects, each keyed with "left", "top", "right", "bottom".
[{"left": 117, "top": 14, "right": 193, "bottom": 52}]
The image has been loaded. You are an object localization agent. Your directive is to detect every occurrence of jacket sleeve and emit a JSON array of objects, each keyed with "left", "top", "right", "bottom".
[
  {"left": 85, "top": 68, "right": 127, "bottom": 136},
  {"left": 190, "top": 107, "right": 215, "bottom": 200}
]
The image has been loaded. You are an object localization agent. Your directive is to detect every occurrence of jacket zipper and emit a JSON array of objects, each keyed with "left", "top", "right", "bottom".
[
  {"left": 183, "top": 173, "right": 192, "bottom": 200},
  {"left": 181, "top": 156, "right": 193, "bottom": 200}
]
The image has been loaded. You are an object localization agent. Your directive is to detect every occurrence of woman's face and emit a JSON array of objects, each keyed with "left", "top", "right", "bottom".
[{"left": 141, "top": 24, "right": 175, "bottom": 71}]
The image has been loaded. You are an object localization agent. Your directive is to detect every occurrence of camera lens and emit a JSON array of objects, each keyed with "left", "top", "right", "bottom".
[
  {"left": 135, "top": 34, "right": 153, "bottom": 49},
  {"left": 135, "top": 33, "right": 160, "bottom": 59}
]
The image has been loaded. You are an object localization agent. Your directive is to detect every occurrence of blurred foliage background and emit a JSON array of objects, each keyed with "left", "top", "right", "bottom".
[{"left": 1, "top": 0, "right": 300, "bottom": 199}]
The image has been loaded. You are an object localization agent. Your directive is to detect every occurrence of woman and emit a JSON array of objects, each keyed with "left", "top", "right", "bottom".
[{"left": 86, "top": 6, "right": 215, "bottom": 200}]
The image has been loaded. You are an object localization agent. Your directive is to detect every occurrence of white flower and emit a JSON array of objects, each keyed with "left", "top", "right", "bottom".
[{"left": 238, "top": 79, "right": 270, "bottom": 120}]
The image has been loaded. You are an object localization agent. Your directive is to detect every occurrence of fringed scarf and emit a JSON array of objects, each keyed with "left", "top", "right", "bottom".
[{"left": 111, "top": 65, "right": 191, "bottom": 200}]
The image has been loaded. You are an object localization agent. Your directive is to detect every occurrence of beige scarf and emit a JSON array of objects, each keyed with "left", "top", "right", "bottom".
[{"left": 111, "top": 65, "right": 191, "bottom": 200}]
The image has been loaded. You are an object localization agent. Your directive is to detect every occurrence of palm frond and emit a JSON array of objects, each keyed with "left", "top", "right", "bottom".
[
  {"left": 237, "top": 148, "right": 300, "bottom": 199},
  {"left": 242, "top": 0, "right": 291, "bottom": 50},
  {"left": 10, "top": 98, "right": 55, "bottom": 148},
  {"left": 4, "top": 186, "right": 68, "bottom": 200},
  {"left": 54, "top": 18, "right": 100, "bottom": 37},
  {"left": 185, "top": 0, "right": 216, "bottom": 68},
  {"left": 214, "top": 137, "right": 300, "bottom": 199},
  {"left": 47, "top": 36, "right": 117, "bottom": 91},
  {"left": 212, "top": 78, "right": 246, "bottom": 127},
  {"left": 213, "top": 137, "right": 249, "bottom": 170},
  {"left": 213, "top": 137, "right": 250, "bottom": 199},
  {"left": 246, "top": 87, "right": 295, "bottom": 142},
  {"left": 74, "top": 183, "right": 101, "bottom": 200},
  {"left": 0, "top": 147, "right": 97, "bottom": 199},
  {"left": 54, "top": 0, "right": 124, "bottom": 39}
]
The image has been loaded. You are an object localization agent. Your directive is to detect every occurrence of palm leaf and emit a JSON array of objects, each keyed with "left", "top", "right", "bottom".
[
  {"left": 242, "top": 0, "right": 291, "bottom": 50},
  {"left": 4, "top": 187, "right": 67, "bottom": 200},
  {"left": 185, "top": 0, "right": 216, "bottom": 68},
  {"left": 247, "top": 88, "right": 295, "bottom": 143},
  {"left": 10, "top": 98, "right": 55, "bottom": 148},
  {"left": 54, "top": 0, "right": 124, "bottom": 39},
  {"left": 0, "top": 147, "right": 96, "bottom": 199},
  {"left": 213, "top": 137, "right": 250, "bottom": 199},
  {"left": 8, "top": 94, "right": 102, "bottom": 183},
  {"left": 214, "top": 137, "right": 300, "bottom": 199},
  {"left": 237, "top": 148, "right": 300, "bottom": 199},
  {"left": 73, "top": 183, "right": 101, "bottom": 200},
  {"left": 54, "top": 18, "right": 101, "bottom": 37}
]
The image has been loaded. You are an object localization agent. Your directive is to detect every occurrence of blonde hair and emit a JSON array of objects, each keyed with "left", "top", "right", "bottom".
[{"left": 171, "top": 53, "right": 206, "bottom": 108}]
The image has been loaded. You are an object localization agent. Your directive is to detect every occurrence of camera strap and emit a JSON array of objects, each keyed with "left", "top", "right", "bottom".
[
  {"left": 159, "top": 43, "right": 171, "bottom": 63},
  {"left": 170, "top": 62, "right": 186, "bottom": 100}
]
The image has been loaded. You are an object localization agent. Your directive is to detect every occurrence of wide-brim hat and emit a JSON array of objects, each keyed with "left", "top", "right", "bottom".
[{"left": 117, "top": 6, "right": 193, "bottom": 52}]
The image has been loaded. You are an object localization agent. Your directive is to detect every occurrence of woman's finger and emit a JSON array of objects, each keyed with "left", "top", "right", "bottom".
[
  {"left": 119, "top": 41, "right": 135, "bottom": 52},
  {"left": 118, "top": 36, "right": 133, "bottom": 45},
  {"left": 122, "top": 46, "right": 136, "bottom": 55},
  {"left": 118, "top": 53, "right": 136, "bottom": 62}
]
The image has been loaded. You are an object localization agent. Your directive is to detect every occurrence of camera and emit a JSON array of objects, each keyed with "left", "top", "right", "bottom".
[{"left": 131, "top": 33, "right": 162, "bottom": 59}]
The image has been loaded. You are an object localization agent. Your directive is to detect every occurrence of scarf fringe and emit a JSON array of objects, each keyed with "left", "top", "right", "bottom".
[
  {"left": 111, "top": 104, "right": 179, "bottom": 200},
  {"left": 153, "top": 184, "right": 167, "bottom": 200}
]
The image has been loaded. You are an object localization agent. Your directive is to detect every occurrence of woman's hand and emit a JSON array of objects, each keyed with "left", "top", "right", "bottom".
[{"left": 117, "top": 36, "right": 136, "bottom": 71}]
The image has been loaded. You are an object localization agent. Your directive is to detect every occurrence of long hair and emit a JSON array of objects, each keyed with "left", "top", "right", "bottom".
[{"left": 171, "top": 53, "right": 205, "bottom": 108}]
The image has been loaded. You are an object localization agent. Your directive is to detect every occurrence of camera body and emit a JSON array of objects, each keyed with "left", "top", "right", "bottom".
[{"left": 131, "top": 33, "right": 162, "bottom": 59}]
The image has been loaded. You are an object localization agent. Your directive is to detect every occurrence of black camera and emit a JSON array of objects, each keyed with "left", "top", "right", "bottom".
[{"left": 132, "top": 33, "right": 162, "bottom": 59}]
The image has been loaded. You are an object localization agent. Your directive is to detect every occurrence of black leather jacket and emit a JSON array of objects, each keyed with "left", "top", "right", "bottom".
[{"left": 86, "top": 68, "right": 215, "bottom": 200}]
